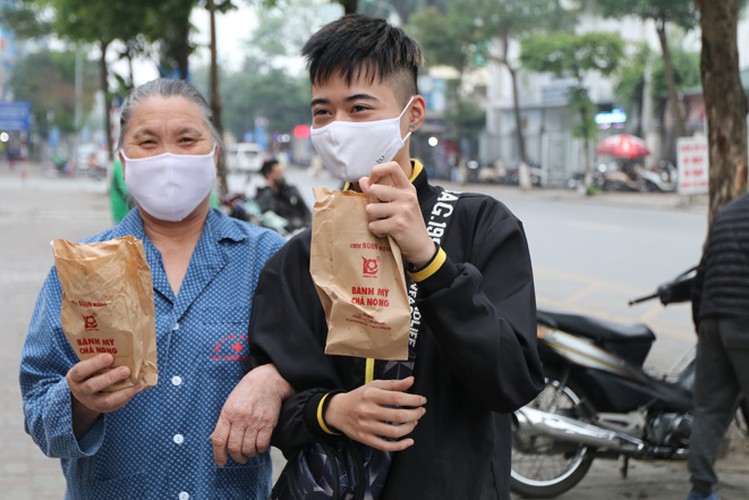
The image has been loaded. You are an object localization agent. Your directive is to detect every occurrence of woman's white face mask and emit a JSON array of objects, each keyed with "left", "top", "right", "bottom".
[
  {"left": 122, "top": 148, "right": 216, "bottom": 222},
  {"left": 310, "top": 96, "right": 414, "bottom": 182}
]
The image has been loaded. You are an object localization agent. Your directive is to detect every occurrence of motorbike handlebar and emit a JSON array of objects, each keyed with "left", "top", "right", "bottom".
[
  {"left": 627, "top": 292, "right": 659, "bottom": 306},
  {"left": 628, "top": 265, "right": 698, "bottom": 307}
]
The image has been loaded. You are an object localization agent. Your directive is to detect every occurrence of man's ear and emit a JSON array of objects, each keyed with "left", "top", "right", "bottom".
[{"left": 409, "top": 95, "right": 427, "bottom": 132}]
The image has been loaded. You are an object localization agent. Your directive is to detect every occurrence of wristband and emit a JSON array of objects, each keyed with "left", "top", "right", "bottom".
[{"left": 317, "top": 392, "right": 343, "bottom": 435}]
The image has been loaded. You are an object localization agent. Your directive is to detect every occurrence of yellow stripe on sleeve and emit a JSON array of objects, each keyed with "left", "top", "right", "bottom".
[{"left": 408, "top": 247, "right": 447, "bottom": 282}]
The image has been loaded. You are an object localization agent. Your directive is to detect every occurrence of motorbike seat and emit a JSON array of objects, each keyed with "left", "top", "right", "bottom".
[{"left": 538, "top": 310, "right": 656, "bottom": 344}]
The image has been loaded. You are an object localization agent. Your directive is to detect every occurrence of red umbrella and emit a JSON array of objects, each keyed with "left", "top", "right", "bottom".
[{"left": 595, "top": 133, "right": 650, "bottom": 159}]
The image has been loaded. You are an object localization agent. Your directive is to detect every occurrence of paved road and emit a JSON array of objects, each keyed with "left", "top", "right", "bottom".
[{"left": 2, "top": 162, "right": 747, "bottom": 499}]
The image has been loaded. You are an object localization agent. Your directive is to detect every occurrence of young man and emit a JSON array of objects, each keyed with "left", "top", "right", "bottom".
[{"left": 249, "top": 14, "right": 543, "bottom": 499}]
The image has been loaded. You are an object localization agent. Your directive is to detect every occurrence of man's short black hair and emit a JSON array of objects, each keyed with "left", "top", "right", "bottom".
[
  {"left": 261, "top": 158, "right": 279, "bottom": 178},
  {"left": 301, "top": 14, "right": 424, "bottom": 104}
]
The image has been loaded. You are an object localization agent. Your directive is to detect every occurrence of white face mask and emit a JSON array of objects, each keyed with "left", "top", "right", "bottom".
[
  {"left": 122, "top": 148, "right": 216, "bottom": 222},
  {"left": 310, "top": 96, "right": 414, "bottom": 181}
]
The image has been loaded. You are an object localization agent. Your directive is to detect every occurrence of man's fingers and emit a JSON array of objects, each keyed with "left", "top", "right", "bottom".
[
  {"left": 378, "top": 406, "right": 426, "bottom": 425},
  {"left": 370, "top": 376, "right": 415, "bottom": 391},
  {"left": 368, "top": 161, "right": 410, "bottom": 188},
  {"left": 366, "top": 435, "right": 415, "bottom": 453},
  {"left": 366, "top": 378, "right": 426, "bottom": 408}
]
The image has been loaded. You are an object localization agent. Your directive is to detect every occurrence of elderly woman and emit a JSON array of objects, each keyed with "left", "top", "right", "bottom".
[{"left": 19, "top": 78, "right": 290, "bottom": 499}]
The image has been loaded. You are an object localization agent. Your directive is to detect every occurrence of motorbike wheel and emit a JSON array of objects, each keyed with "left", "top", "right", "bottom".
[{"left": 511, "top": 373, "right": 595, "bottom": 498}]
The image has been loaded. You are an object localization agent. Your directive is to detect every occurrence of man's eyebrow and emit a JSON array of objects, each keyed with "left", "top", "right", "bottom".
[
  {"left": 310, "top": 97, "right": 329, "bottom": 107},
  {"left": 310, "top": 94, "right": 379, "bottom": 107}
]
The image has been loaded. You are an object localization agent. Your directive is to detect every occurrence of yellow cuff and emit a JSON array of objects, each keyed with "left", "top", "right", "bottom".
[
  {"left": 408, "top": 247, "right": 447, "bottom": 282},
  {"left": 317, "top": 393, "right": 342, "bottom": 435}
]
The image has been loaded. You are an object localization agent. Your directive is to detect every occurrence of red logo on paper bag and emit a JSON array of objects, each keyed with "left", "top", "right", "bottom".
[
  {"left": 82, "top": 314, "right": 98, "bottom": 331},
  {"left": 362, "top": 257, "right": 379, "bottom": 276}
]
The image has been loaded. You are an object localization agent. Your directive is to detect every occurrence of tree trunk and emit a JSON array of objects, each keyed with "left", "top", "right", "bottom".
[
  {"left": 208, "top": 0, "right": 227, "bottom": 195},
  {"left": 697, "top": 0, "right": 748, "bottom": 225},
  {"left": 655, "top": 17, "right": 686, "bottom": 141},
  {"left": 340, "top": 0, "right": 357, "bottom": 15},
  {"left": 176, "top": 23, "right": 190, "bottom": 80},
  {"left": 500, "top": 32, "right": 527, "bottom": 164},
  {"left": 99, "top": 40, "right": 113, "bottom": 161}
]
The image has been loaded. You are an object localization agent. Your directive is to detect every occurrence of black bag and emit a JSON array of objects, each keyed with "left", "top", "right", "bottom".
[{"left": 271, "top": 440, "right": 370, "bottom": 500}]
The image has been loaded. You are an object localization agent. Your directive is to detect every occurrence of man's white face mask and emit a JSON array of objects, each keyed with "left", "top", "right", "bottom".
[
  {"left": 122, "top": 147, "right": 216, "bottom": 222},
  {"left": 310, "top": 96, "right": 414, "bottom": 182}
]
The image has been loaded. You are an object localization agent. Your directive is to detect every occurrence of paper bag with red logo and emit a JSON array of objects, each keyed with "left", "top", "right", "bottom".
[
  {"left": 310, "top": 187, "right": 410, "bottom": 360},
  {"left": 52, "top": 236, "right": 158, "bottom": 391}
]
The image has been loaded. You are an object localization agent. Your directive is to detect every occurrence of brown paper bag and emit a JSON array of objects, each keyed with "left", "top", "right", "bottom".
[
  {"left": 52, "top": 236, "right": 158, "bottom": 391},
  {"left": 310, "top": 187, "right": 410, "bottom": 360}
]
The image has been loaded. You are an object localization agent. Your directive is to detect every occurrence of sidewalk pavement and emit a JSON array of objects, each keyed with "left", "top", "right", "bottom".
[{"left": 1, "top": 161, "right": 745, "bottom": 500}]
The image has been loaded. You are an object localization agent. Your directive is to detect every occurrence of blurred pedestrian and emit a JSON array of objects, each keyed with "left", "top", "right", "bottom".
[
  {"left": 109, "top": 158, "right": 133, "bottom": 223},
  {"left": 19, "top": 77, "right": 291, "bottom": 499},
  {"left": 255, "top": 158, "right": 311, "bottom": 233},
  {"left": 688, "top": 193, "right": 749, "bottom": 500}
]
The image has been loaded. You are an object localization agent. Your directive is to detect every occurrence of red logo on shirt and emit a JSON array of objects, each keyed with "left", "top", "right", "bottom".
[
  {"left": 211, "top": 334, "right": 249, "bottom": 362},
  {"left": 82, "top": 314, "right": 98, "bottom": 331},
  {"left": 362, "top": 257, "right": 379, "bottom": 276}
]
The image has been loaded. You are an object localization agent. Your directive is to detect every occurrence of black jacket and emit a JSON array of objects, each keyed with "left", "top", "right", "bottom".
[
  {"left": 692, "top": 192, "right": 749, "bottom": 328},
  {"left": 255, "top": 183, "right": 311, "bottom": 232},
  {"left": 249, "top": 165, "right": 543, "bottom": 499}
]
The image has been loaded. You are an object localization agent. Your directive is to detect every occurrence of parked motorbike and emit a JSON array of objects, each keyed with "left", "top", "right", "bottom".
[
  {"left": 510, "top": 267, "right": 749, "bottom": 498},
  {"left": 638, "top": 160, "right": 678, "bottom": 193},
  {"left": 595, "top": 160, "right": 678, "bottom": 193}
]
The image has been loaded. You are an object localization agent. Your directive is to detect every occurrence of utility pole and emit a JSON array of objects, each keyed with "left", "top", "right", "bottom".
[{"left": 208, "top": 0, "right": 227, "bottom": 195}]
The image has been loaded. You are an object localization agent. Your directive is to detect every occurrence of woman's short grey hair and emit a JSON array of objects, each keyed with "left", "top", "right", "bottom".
[{"left": 117, "top": 78, "right": 223, "bottom": 150}]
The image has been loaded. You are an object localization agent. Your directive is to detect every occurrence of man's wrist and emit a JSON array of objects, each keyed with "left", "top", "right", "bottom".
[
  {"left": 406, "top": 241, "right": 439, "bottom": 272},
  {"left": 322, "top": 393, "right": 344, "bottom": 435}
]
